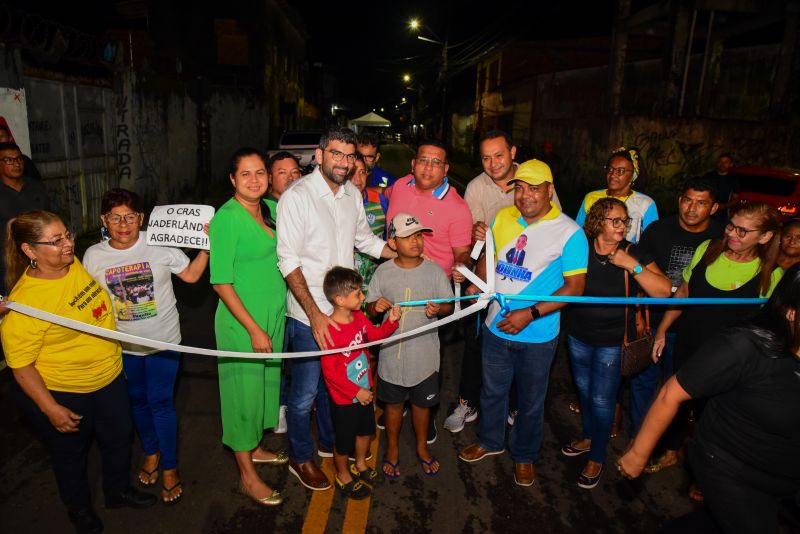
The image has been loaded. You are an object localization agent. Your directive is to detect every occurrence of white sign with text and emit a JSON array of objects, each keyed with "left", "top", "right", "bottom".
[{"left": 146, "top": 204, "right": 214, "bottom": 250}]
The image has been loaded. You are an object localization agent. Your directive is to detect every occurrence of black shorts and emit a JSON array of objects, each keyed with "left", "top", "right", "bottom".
[
  {"left": 377, "top": 372, "right": 439, "bottom": 408},
  {"left": 330, "top": 402, "right": 376, "bottom": 455}
]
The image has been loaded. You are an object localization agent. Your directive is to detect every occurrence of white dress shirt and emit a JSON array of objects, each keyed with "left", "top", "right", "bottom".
[{"left": 277, "top": 167, "right": 386, "bottom": 324}]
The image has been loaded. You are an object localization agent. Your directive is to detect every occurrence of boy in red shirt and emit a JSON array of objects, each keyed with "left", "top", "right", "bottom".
[{"left": 321, "top": 267, "right": 401, "bottom": 500}]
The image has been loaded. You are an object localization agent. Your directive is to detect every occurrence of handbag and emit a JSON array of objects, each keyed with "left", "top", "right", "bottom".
[{"left": 620, "top": 260, "right": 654, "bottom": 377}]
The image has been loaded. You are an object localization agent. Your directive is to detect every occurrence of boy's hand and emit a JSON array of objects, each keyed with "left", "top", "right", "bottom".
[
  {"left": 355, "top": 388, "right": 374, "bottom": 406},
  {"left": 373, "top": 297, "right": 393, "bottom": 313},
  {"left": 451, "top": 264, "right": 467, "bottom": 283},
  {"left": 425, "top": 301, "right": 441, "bottom": 318},
  {"left": 388, "top": 305, "right": 402, "bottom": 323}
]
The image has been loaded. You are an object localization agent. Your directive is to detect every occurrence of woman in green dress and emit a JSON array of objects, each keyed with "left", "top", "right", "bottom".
[{"left": 209, "top": 147, "right": 287, "bottom": 507}]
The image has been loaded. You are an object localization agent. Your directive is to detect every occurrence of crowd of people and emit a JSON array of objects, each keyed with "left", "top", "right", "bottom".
[{"left": 1, "top": 125, "right": 799, "bottom": 533}]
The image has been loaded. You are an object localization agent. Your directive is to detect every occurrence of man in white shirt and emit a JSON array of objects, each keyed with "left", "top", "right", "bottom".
[{"left": 277, "top": 126, "right": 395, "bottom": 491}]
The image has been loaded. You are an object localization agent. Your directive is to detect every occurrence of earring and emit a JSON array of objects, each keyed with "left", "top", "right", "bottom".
[{"left": 29, "top": 258, "right": 38, "bottom": 269}]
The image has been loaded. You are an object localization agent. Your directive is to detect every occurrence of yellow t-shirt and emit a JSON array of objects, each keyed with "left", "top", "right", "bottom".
[{"left": 1, "top": 258, "right": 122, "bottom": 393}]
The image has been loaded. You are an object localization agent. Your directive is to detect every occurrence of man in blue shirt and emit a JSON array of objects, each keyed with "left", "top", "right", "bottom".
[{"left": 357, "top": 132, "right": 396, "bottom": 188}]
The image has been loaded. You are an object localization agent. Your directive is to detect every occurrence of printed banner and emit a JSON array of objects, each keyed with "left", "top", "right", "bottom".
[{"left": 146, "top": 205, "right": 214, "bottom": 250}]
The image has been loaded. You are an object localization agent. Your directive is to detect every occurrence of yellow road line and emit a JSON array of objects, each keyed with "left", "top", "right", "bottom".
[
  {"left": 301, "top": 456, "right": 336, "bottom": 534},
  {"left": 341, "top": 420, "right": 382, "bottom": 534}
]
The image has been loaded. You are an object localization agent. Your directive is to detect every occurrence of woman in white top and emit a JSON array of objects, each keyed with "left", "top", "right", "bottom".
[{"left": 83, "top": 188, "right": 209, "bottom": 505}]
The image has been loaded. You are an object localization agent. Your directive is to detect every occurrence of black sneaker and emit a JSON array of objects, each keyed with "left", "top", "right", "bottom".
[
  {"left": 68, "top": 506, "right": 104, "bottom": 533},
  {"left": 426, "top": 418, "right": 437, "bottom": 445},
  {"left": 334, "top": 476, "right": 372, "bottom": 500},
  {"left": 105, "top": 486, "right": 158, "bottom": 509}
]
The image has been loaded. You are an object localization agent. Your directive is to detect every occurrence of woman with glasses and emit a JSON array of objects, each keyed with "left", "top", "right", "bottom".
[
  {"left": 777, "top": 219, "right": 800, "bottom": 270},
  {"left": 575, "top": 146, "right": 658, "bottom": 244},
  {"left": 83, "top": 188, "right": 209, "bottom": 505},
  {"left": 651, "top": 201, "right": 783, "bottom": 502},
  {"left": 209, "top": 147, "right": 287, "bottom": 507},
  {"left": 561, "top": 198, "right": 670, "bottom": 489},
  {"left": 1, "top": 210, "right": 156, "bottom": 532},
  {"left": 619, "top": 264, "right": 800, "bottom": 534}
]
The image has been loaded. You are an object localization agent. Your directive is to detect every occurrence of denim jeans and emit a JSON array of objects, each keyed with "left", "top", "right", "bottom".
[
  {"left": 122, "top": 350, "right": 180, "bottom": 469},
  {"left": 477, "top": 326, "right": 558, "bottom": 463},
  {"left": 629, "top": 330, "right": 676, "bottom": 435},
  {"left": 286, "top": 318, "right": 335, "bottom": 463},
  {"left": 567, "top": 335, "right": 622, "bottom": 464}
]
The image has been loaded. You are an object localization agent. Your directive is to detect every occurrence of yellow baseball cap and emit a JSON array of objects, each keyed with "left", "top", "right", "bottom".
[{"left": 508, "top": 159, "right": 553, "bottom": 186}]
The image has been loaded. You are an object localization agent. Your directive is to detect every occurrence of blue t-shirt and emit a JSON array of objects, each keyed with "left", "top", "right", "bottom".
[
  {"left": 486, "top": 204, "right": 588, "bottom": 343},
  {"left": 368, "top": 166, "right": 397, "bottom": 188}
]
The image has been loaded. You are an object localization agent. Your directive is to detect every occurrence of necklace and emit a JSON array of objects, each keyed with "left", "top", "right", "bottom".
[{"left": 593, "top": 241, "right": 619, "bottom": 266}]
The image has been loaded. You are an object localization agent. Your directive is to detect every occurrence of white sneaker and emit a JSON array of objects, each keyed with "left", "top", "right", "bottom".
[
  {"left": 275, "top": 405, "right": 288, "bottom": 434},
  {"left": 443, "top": 400, "right": 478, "bottom": 433}
]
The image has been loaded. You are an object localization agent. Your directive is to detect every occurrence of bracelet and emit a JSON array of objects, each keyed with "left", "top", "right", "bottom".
[{"left": 529, "top": 305, "right": 541, "bottom": 321}]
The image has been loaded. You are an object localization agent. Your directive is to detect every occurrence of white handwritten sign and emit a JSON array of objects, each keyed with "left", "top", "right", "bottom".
[{"left": 146, "top": 204, "right": 214, "bottom": 250}]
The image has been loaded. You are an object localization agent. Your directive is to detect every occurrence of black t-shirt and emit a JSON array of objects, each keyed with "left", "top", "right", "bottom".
[
  {"left": 566, "top": 240, "right": 649, "bottom": 346},
  {"left": 677, "top": 329, "right": 800, "bottom": 481},
  {"left": 637, "top": 215, "right": 724, "bottom": 326},
  {"left": 0, "top": 177, "right": 50, "bottom": 287}
]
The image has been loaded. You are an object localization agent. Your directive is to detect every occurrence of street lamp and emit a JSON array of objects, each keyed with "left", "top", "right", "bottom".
[
  {"left": 403, "top": 73, "right": 411, "bottom": 83},
  {"left": 408, "top": 18, "right": 449, "bottom": 142}
]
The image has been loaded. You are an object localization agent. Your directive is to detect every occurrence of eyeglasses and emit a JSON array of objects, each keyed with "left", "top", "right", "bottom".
[
  {"left": 30, "top": 230, "right": 75, "bottom": 248},
  {"left": 416, "top": 157, "right": 446, "bottom": 168},
  {"left": 326, "top": 149, "right": 357, "bottom": 163},
  {"left": 105, "top": 212, "right": 140, "bottom": 225},
  {"left": 605, "top": 166, "right": 632, "bottom": 177},
  {"left": 604, "top": 217, "right": 632, "bottom": 229},
  {"left": 782, "top": 233, "right": 800, "bottom": 243},
  {"left": 1, "top": 156, "right": 23, "bottom": 165},
  {"left": 725, "top": 222, "right": 760, "bottom": 238}
]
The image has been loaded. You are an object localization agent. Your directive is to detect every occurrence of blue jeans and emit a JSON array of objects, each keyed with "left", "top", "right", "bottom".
[
  {"left": 286, "top": 318, "right": 335, "bottom": 463},
  {"left": 122, "top": 350, "right": 180, "bottom": 469},
  {"left": 567, "top": 336, "right": 622, "bottom": 463},
  {"left": 629, "top": 331, "right": 676, "bottom": 435},
  {"left": 477, "top": 326, "right": 558, "bottom": 463}
]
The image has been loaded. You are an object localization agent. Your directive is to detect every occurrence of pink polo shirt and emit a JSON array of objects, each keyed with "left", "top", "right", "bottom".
[{"left": 385, "top": 174, "right": 473, "bottom": 278}]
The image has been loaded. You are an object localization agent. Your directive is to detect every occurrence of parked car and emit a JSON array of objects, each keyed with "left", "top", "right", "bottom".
[
  {"left": 269, "top": 130, "right": 323, "bottom": 173},
  {"left": 736, "top": 166, "right": 800, "bottom": 219}
]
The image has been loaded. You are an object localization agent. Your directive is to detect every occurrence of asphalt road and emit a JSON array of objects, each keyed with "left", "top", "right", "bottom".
[{"left": 0, "top": 266, "right": 704, "bottom": 534}]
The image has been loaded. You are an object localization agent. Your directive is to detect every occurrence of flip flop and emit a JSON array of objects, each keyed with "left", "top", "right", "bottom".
[
  {"left": 138, "top": 454, "right": 160, "bottom": 487},
  {"left": 417, "top": 455, "right": 440, "bottom": 477},
  {"left": 382, "top": 456, "right": 400, "bottom": 479},
  {"left": 162, "top": 480, "right": 183, "bottom": 505}
]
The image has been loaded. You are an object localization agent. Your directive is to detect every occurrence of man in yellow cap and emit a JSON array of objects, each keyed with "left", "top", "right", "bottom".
[{"left": 458, "top": 158, "right": 588, "bottom": 487}]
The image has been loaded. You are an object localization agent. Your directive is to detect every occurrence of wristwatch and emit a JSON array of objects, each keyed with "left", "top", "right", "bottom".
[
  {"left": 529, "top": 305, "right": 541, "bottom": 321},
  {"left": 631, "top": 264, "right": 643, "bottom": 276}
]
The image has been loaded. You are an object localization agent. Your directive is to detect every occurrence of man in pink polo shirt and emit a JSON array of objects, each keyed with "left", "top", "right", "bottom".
[
  {"left": 382, "top": 139, "right": 472, "bottom": 444},
  {"left": 384, "top": 139, "right": 473, "bottom": 278}
]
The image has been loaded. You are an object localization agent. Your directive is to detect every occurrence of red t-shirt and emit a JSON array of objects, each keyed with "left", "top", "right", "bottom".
[{"left": 321, "top": 310, "right": 399, "bottom": 405}]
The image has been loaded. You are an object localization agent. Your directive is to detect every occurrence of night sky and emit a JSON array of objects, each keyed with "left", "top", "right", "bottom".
[{"left": 294, "top": 1, "right": 614, "bottom": 114}]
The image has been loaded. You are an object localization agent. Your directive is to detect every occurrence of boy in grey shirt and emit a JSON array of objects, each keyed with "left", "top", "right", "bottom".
[{"left": 366, "top": 212, "right": 454, "bottom": 478}]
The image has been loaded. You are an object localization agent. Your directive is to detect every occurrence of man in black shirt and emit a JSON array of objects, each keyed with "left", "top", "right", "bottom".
[
  {"left": 630, "top": 177, "right": 723, "bottom": 444},
  {"left": 0, "top": 142, "right": 50, "bottom": 292},
  {"left": 703, "top": 152, "right": 739, "bottom": 222}
]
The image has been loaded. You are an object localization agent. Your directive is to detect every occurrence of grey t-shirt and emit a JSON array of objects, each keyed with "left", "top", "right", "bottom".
[{"left": 366, "top": 259, "right": 454, "bottom": 387}]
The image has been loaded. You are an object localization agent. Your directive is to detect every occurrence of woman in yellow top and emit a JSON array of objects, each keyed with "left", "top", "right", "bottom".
[{"left": 1, "top": 211, "right": 156, "bottom": 534}]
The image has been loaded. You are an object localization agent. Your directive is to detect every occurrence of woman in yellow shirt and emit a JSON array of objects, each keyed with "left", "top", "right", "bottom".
[{"left": 1, "top": 211, "right": 156, "bottom": 533}]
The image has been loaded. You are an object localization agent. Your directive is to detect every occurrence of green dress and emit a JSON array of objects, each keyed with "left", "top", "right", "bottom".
[{"left": 210, "top": 197, "right": 285, "bottom": 451}]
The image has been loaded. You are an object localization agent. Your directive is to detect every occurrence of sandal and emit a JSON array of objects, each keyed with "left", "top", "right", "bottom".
[
  {"left": 644, "top": 452, "right": 679, "bottom": 474},
  {"left": 417, "top": 455, "right": 440, "bottom": 477},
  {"left": 162, "top": 480, "right": 183, "bottom": 505},
  {"left": 137, "top": 453, "right": 160, "bottom": 487},
  {"left": 382, "top": 456, "right": 400, "bottom": 479},
  {"left": 350, "top": 463, "right": 385, "bottom": 486}
]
